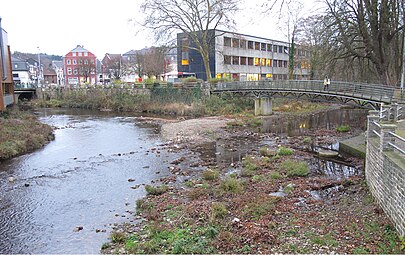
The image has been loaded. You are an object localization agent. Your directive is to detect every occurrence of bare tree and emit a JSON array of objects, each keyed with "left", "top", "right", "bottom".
[
  {"left": 142, "top": 46, "right": 168, "bottom": 78},
  {"left": 77, "top": 58, "right": 96, "bottom": 83},
  {"left": 321, "top": 0, "right": 404, "bottom": 85},
  {"left": 139, "top": 0, "right": 240, "bottom": 80}
]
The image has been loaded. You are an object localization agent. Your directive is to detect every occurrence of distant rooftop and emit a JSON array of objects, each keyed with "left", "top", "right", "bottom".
[{"left": 70, "top": 45, "right": 91, "bottom": 53}]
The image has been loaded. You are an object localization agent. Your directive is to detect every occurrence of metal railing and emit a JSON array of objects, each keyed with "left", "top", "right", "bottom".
[
  {"left": 212, "top": 80, "right": 395, "bottom": 103},
  {"left": 368, "top": 104, "right": 405, "bottom": 156}
]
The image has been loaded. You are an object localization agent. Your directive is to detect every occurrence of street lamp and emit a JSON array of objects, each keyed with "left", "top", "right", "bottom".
[{"left": 37, "top": 46, "right": 41, "bottom": 87}]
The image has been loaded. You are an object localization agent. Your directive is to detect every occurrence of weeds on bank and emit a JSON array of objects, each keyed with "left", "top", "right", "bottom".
[
  {"left": 280, "top": 159, "right": 309, "bottom": 177},
  {"left": 336, "top": 125, "right": 351, "bottom": 132},
  {"left": 145, "top": 185, "right": 169, "bottom": 195}
]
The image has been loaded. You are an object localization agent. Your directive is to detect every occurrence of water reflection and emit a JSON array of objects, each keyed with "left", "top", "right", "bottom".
[{"left": 0, "top": 109, "right": 182, "bottom": 253}]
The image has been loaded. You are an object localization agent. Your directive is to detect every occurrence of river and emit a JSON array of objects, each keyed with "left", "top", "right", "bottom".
[
  {"left": 0, "top": 107, "right": 369, "bottom": 253},
  {"left": 0, "top": 108, "right": 187, "bottom": 253}
]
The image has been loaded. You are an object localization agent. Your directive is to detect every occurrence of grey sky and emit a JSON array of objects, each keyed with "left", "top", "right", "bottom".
[{"left": 1, "top": 0, "right": 318, "bottom": 59}]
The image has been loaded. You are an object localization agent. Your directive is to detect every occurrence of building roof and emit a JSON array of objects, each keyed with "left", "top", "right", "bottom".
[
  {"left": 44, "top": 68, "right": 57, "bottom": 76},
  {"left": 70, "top": 45, "right": 90, "bottom": 53},
  {"left": 52, "top": 60, "right": 63, "bottom": 69},
  {"left": 11, "top": 57, "right": 29, "bottom": 71}
]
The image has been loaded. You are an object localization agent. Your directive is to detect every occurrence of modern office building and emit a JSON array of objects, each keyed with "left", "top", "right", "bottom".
[
  {"left": 0, "top": 18, "right": 15, "bottom": 111},
  {"left": 177, "top": 29, "right": 310, "bottom": 81}
]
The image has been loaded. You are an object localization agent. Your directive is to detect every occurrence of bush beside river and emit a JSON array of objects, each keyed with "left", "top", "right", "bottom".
[{"left": 0, "top": 108, "right": 54, "bottom": 161}]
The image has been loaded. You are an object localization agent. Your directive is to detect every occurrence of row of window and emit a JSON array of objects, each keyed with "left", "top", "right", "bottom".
[
  {"left": 66, "top": 59, "right": 95, "bottom": 65},
  {"left": 72, "top": 52, "right": 89, "bottom": 57},
  {"left": 67, "top": 67, "right": 95, "bottom": 75},
  {"left": 224, "top": 37, "right": 289, "bottom": 54},
  {"left": 224, "top": 55, "right": 288, "bottom": 68},
  {"left": 223, "top": 37, "right": 311, "bottom": 57}
]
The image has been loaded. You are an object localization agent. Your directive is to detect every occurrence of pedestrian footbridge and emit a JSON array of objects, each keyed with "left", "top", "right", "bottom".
[{"left": 210, "top": 80, "right": 398, "bottom": 115}]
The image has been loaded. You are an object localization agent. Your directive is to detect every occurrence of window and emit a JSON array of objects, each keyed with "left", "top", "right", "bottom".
[
  {"left": 78, "top": 52, "right": 82, "bottom": 56},
  {"left": 261, "top": 58, "right": 266, "bottom": 66},
  {"left": 67, "top": 59, "right": 71, "bottom": 65},
  {"left": 240, "top": 57, "right": 247, "bottom": 65},
  {"left": 182, "top": 52, "right": 189, "bottom": 65},
  {"left": 232, "top": 38, "right": 239, "bottom": 48},
  {"left": 67, "top": 67, "right": 72, "bottom": 75},
  {"left": 13, "top": 73, "right": 18, "bottom": 77},
  {"left": 267, "top": 44, "right": 272, "bottom": 52},
  {"left": 248, "top": 41, "right": 254, "bottom": 49},
  {"left": 266, "top": 59, "right": 272, "bottom": 67},
  {"left": 72, "top": 52, "right": 76, "bottom": 56},
  {"left": 254, "top": 57, "right": 260, "bottom": 66},
  {"left": 278, "top": 60, "right": 283, "bottom": 67},
  {"left": 283, "top": 60, "right": 287, "bottom": 68},
  {"left": 224, "top": 55, "right": 231, "bottom": 65},
  {"left": 261, "top": 43, "right": 266, "bottom": 51},
  {"left": 248, "top": 57, "right": 254, "bottom": 65},
  {"left": 73, "top": 69, "right": 78, "bottom": 75},
  {"left": 84, "top": 60, "right": 88, "bottom": 65},
  {"left": 84, "top": 52, "right": 88, "bottom": 57},
  {"left": 273, "top": 60, "right": 278, "bottom": 67},
  {"left": 224, "top": 37, "right": 231, "bottom": 47},
  {"left": 79, "top": 59, "right": 83, "bottom": 64},
  {"left": 279, "top": 46, "right": 283, "bottom": 53},
  {"left": 73, "top": 59, "right": 77, "bottom": 65},
  {"left": 284, "top": 46, "right": 289, "bottom": 54},
  {"left": 240, "top": 39, "right": 246, "bottom": 49},
  {"left": 255, "top": 42, "right": 260, "bottom": 50},
  {"left": 273, "top": 45, "right": 278, "bottom": 52},
  {"left": 232, "top": 56, "right": 239, "bottom": 65}
]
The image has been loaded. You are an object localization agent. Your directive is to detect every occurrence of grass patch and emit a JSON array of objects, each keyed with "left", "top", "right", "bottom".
[
  {"left": 202, "top": 169, "right": 219, "bottom": 181},
  {"left": 219, "top": 177, "right": 244, "bottom": 194},
  {"left": 110, "top": 231, "right": 126, "bottom": 243},
  {"left": 244, "top": 195, "right": 279, "bottom": 220},
  {"left": 145, "top": 185, "right": 169, "bottom": 195},
  {"left": 277, "top": 146, "right": 294, "bottom": 156},
  {"left": 336, "top": 125, "right": 351, "bottom": 132},
  {"left": 259, "top": 146, "right": 277, "bottom": 157},
  {"left": 210, "top": 202, "right": 228, "bottom": 220},
  {"left": 269, "top": 171, "right": 283, "bottom": 180},
  {"left": 280, "top": 159, "right": 309, "bottom": 177}
]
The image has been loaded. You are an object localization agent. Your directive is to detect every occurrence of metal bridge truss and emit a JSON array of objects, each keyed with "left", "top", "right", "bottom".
[{"left": 210, "top": 80, "right": 396, "bottom": 110}]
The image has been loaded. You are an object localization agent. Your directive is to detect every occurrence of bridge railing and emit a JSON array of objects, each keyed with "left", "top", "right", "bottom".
[
  {"left": 368, "top": 108, "right": 405, "bottom": 156},
  {"left": 212, "top": 80, "right": 395, "bottom": 103}
]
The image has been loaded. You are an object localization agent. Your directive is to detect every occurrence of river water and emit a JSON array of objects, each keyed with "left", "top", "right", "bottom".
[
  {"left": 0, "top": 108, "right": 185, "bottom": 253},
  {"left": 0, "top": 107, "right": 369, "bottom": 253}
]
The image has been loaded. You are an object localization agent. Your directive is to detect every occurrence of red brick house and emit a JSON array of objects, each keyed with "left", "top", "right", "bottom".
[
  {"left": 64, "top": 45, "right": 97, "bottom": 85},
  {"left": 0, "top": 18, "right": 15, "bottom": 111}
]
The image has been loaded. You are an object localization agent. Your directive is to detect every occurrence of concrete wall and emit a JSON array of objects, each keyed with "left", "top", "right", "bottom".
[{"left": 366, "top": 111, "right": 405, "bottom": 237}]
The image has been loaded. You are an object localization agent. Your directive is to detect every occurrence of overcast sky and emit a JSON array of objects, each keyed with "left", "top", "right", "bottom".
[{"left": 1, "top": 0, "right": 319, "bottom": 59}]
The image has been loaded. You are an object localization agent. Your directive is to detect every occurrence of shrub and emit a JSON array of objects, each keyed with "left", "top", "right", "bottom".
[
  {"left": 277, "top": 146, "right": 294, "bottom": 156},
  {"left": 336, "top": 125, "right": 351, "bottom": 132},
  {"left": 280, "top": 159, "right": 309, "bottom": 177},
  {"left": 110, "top": 231, "right": 126, "bottom": 243},
  {"left": 202, "top": 169, "right": 219, "bottom": 181},
  {"left": 269, "top": 171, "right": 282, "bottom": 180},
  {"left": 187, "top": 187, "right": 208, "bottom": 200},
  {"left": 303, "top": 137, "right": 312, "bottom": 144},
  {"left": 211, "top": 202, "right": 228, "bottom": 220},
  {"left": 259, "top": 146, "right": 276, "bottom": 157},
  {"left": 220, "top": 177, "right": 243, "bottom": 194},
  {"left": 242, "top": 156, "right": 258, "bottom": 171},
  {"left": 145, "top": 185, "right": 169, "bottom": 195}
]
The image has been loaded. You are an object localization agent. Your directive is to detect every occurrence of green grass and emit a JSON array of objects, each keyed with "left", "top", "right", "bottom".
[
  {"left": 280, "top": 159, "right": 309, "bottom": 177},
  {"left": 336, "top": 125, "right": 351, "bottom": 132},
  {"left": 244, "top": 196, "right": 279, "bottom": 220},
  {"left": 145, "top": 185, "right": 169, "bottom": 195},
  {"left": 110, "top": 231, "right": 126, "bottom": 243},
  {"left": 277, "top": 146, "right": 294, "bottom": 156},
  {"left": 202, "top": 169, "right": 219, "bottom": 181},
  {"left": 219, "top": 177, "right": 244, "bottom": 194},
  {"left": 211, "top": 202, "right": 228, "bottom": 220}
]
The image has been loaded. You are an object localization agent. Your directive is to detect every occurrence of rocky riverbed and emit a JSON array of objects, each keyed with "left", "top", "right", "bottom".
[{"left": 102, "top": 111, "right": 404, "bottom": 254}]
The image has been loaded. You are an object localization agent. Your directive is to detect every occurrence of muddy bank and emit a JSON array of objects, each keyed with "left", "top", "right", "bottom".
[
  {"left": 0, "top": 108, "right": 54, "bottom": 161},
  {"left": 102, "top": 108, "right": 404, "bottom": 254}
]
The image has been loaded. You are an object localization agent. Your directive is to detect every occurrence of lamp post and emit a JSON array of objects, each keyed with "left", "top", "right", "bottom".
[{"left": 37, "top": 46, "right": 41, "bottom": 87}]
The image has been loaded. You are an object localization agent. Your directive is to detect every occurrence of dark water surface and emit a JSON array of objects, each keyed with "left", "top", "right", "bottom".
[{"left": 0, "top": 109, "right": 181, "bottom": 253}]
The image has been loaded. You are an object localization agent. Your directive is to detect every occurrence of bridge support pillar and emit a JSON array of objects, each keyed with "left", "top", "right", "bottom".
[{"left": 254, "top": 97, "right": 272, "bottom": 116}]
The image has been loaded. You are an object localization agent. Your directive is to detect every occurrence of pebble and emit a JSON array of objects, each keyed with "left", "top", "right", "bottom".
[
  {"left": 8, "top": 177, "right": 16, "bottom": 182},
  {"left": 24, "top": 183, "right": 30, "bottom": 187},
  {"left": 74, "top": 226, "right": 83, "bottom": 232},
  {"left": 127, "top": 178, "right": 135, "bottom": 182}
]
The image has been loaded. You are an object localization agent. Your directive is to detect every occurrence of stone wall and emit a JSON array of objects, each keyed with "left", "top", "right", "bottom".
[{"left": 365, "top": 110, "right": 405, "bottom": 237}]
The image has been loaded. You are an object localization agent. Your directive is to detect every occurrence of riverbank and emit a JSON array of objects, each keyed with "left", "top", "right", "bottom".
[
  {"left": 102, "top": 109, "right": 404, "bottom": 253},
  {"left": 0, "top": 108, "right": 54, "bottom": 161}
]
